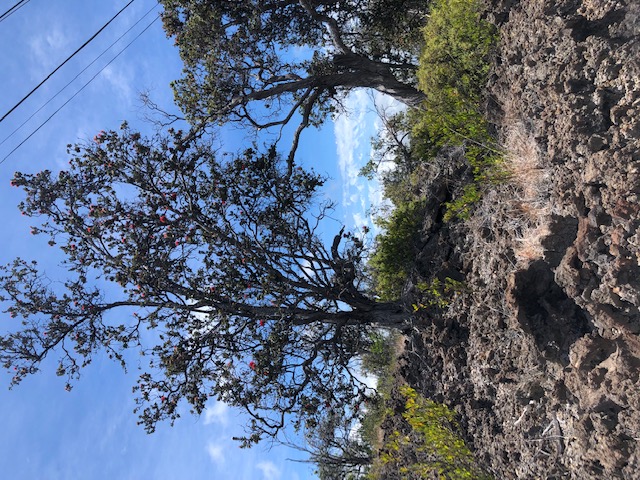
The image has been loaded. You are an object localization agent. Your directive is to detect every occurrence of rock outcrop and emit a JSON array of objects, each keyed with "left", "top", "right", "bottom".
[{"left": 404, "top": 1, "right": 640, "bottom": 477}]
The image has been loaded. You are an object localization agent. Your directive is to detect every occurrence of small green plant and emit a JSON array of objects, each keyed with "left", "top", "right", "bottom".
[
  {"left": 413, "top": 277, "right": 466, "bottom": 311},
  {"left": 443, "top": 184, "right": 482, "bottom": 222}
]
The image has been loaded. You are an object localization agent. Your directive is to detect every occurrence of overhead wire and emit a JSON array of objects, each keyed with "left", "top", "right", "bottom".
[
  {"left": 0, "top": 2, "right": 161, "bottom": 149},
  {"left": 0, "top": 0, "right": 30, "bottom": 24},
  {"left": 0, "top": 13, "right": 160, "bottom": 164},
  {"left": 0, "top": 0, "right": 137, "bottom": 125}
]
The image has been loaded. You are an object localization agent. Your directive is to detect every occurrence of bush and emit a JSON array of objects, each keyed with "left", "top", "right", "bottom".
[
  {"left": 369, "top": 386, "right": 492, "bottom": 480},
  {"left": 369, "top": 200, "right": 426, "bottom": 300},
  {"left": 417, "top": 0, "right": 497, "bottom": 148},
  {"left": 414, "top": 0, "right": 499, "bottom": 221}
]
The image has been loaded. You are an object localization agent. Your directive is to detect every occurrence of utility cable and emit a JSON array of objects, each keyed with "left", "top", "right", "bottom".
[
  {"left": 0, "top": 0, "right": 136, "bottom": 124},
  {"left": 0, "top": 0, "right": 30, "bottom": 23},
  {"left": 0, "top": 3, "right": 160, "bottom": 149},
  {"left": 0, "top": 14, "right": 159, "bottom": 164}
]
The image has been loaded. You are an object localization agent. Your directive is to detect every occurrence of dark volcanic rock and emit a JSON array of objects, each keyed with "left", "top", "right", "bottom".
[{"left": 403, "top": 1, "right": 640, "bottom": 478}]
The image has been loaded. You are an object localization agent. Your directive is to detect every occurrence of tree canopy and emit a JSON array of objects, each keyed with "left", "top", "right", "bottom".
[
  {"left": 1, "top": 125, "right": 407, "bottom": 444},
  {"left": 160, "top": 0, "right": 430, "bottom": 167}
]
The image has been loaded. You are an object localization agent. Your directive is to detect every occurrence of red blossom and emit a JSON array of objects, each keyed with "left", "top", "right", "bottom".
[{"left": 249, "top": 361, "right": 256, "bottom": 370}]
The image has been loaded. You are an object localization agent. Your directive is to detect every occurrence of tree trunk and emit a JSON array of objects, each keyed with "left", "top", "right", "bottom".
[
  {"left": 333, "top": 53, "right": 426, "bottom": 107},
  {"left": 235, "top": 55, "right": 426, "bottom": 109},
  {"left": 291, "top": 302, "right": 411, "bottom": 328}
]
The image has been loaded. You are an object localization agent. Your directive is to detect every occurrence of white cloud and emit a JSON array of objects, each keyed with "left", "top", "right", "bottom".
[
  {"left": 352, "top": 212, "right": 369, "bottom": 232},
  {"left": 28, "top": 25, "right": 72, "bottom": 74},
  {"left": 99, "top": 64, "right": 134, "bottom": 104},
  {"left": 205, "top": 442, "right": 226, "bottom": 465},
  {"left": 256, "top": 461, "right": 281, "bottom": 480},
  {"left": 203, "top": 400, "right": 230, "bottom": 426},
  {"left": 333, "top": 89, "right": 370, "bottom": 208}
]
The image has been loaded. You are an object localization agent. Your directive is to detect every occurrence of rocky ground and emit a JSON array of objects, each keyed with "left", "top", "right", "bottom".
[{"left": 399, "top": 0, "right": 640, "bottom": 478}]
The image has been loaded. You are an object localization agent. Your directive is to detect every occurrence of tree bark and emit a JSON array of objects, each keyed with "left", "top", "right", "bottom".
[
  {"left": 231, "top": 56, "right": 425, "bottom": 110},
  {"left": 333, "top": 53, "right": 426, "bottom": 107},
  {"left": 289, "top": 302, "right": 411, "bottom": 328}
]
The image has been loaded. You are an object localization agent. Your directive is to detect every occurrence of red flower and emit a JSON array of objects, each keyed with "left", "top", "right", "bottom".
[
  {"left": 175, "top": 240, "right": 180, "bottom": 246},
  {"left": 249, "top": 361, "right": 256, "bottom": 370},
  {"left": 259, "top": 319, "right": 265, "bottom": 327},
  {"left": 159, "top": 215, "right": 167, "bottom": 223}
]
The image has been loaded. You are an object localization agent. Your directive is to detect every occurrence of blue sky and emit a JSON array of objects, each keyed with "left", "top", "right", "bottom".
[{"left": 0, "top": 1, "right": 397, "bottom": 479}]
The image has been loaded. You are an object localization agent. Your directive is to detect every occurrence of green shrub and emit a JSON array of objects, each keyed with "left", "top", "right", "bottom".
[
  {"left": 413, "top": 277, "right": 466, "bottom": 311},
  {"left": 417, "top": 0, "right": 497, "bottom": 148},
  {"left": 369, "top": 200, "right": 426, "bottom": 300},
  {"left": 369, "top": 386, "right": 492, "bottom": 479},
  {"left": 414, "top": 0, "right": 499, "bottom": 221},
  {"left": 362, "top": 332, "right": 395, "bottom": 377}
]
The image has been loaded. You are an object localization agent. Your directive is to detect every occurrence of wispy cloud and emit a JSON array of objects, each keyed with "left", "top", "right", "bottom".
[
  {"left": 28, "top": 24, "right": 72, "bottom": 76},
  {"left": 99, "top": 64, "right": 134, "bottom": 104},
  {"left": 206, "top": 442, "right": 226, "bottom": 465},
  {"left": 257, "top": 460, "right": 281, "bottom": 480},
  {"left": 333, "top": 89, "right": 370, "bottom": 208},
  {"left": 203, "top": 400, "right": 230, "bottom": 426}
]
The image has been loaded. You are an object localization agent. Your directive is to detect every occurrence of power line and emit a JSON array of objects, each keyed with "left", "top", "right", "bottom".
[
  {"left": 0, "top": 0, "right": 137, "bottom": 125},
  {"left": 0, "top": 2, "right": 160, "bottom": 149},
  {"left": 0, "top": 13, "right": 160, "bottom": 164},
  {"left": 0, "top": 0, "right": 30, "bottom": 23}
]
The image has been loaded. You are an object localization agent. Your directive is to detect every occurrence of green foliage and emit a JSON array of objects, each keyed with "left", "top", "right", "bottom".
[
  {"left": 416, "top": 0, "right": 497, "bottom": 149},
  {"left": 362, "top": 331, "right": 395, "bottom": 377},
  {"left": 412, "top": 277, "right": 466, "bottom": 311},
  {"left": 369, "top": 201, "right": 425, "bottom": 300},
  {"left": 443, "top": 183, "right": 482, "bottom": 222},
  {"left": 358, "top": 332, "right": 399, "bottom": 453},
  {"left": 413, "top": 0, "right": 499, "bottom": 220},
  {"left": 370, "top": 386, "right": 491, "bottom": 480}
]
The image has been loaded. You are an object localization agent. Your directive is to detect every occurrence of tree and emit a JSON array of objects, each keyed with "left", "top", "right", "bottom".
[
  {"left": 298, "top": 408, "right": 374, "bottom": 479},
  {"left": 159, "top": 0, "right": 430, "bottom": 168},
  {"left": 0, "top": 125, "right": 409, "bottom": 445}
]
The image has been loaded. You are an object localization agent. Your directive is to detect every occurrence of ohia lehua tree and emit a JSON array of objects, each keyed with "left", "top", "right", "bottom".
[{"left": 1, "top": 125, "right": 409, "bottom": 445}]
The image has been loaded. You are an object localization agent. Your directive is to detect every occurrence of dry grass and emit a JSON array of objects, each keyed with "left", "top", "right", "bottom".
[
  {"left": 502, "top": 121, "right": 551, "bottom": 265},
  {"left": 513, "top": 223, "right": 551, "bottom": 264},
  {"left": 503, "top": 122, "right": 548, "bottom": 205}
]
